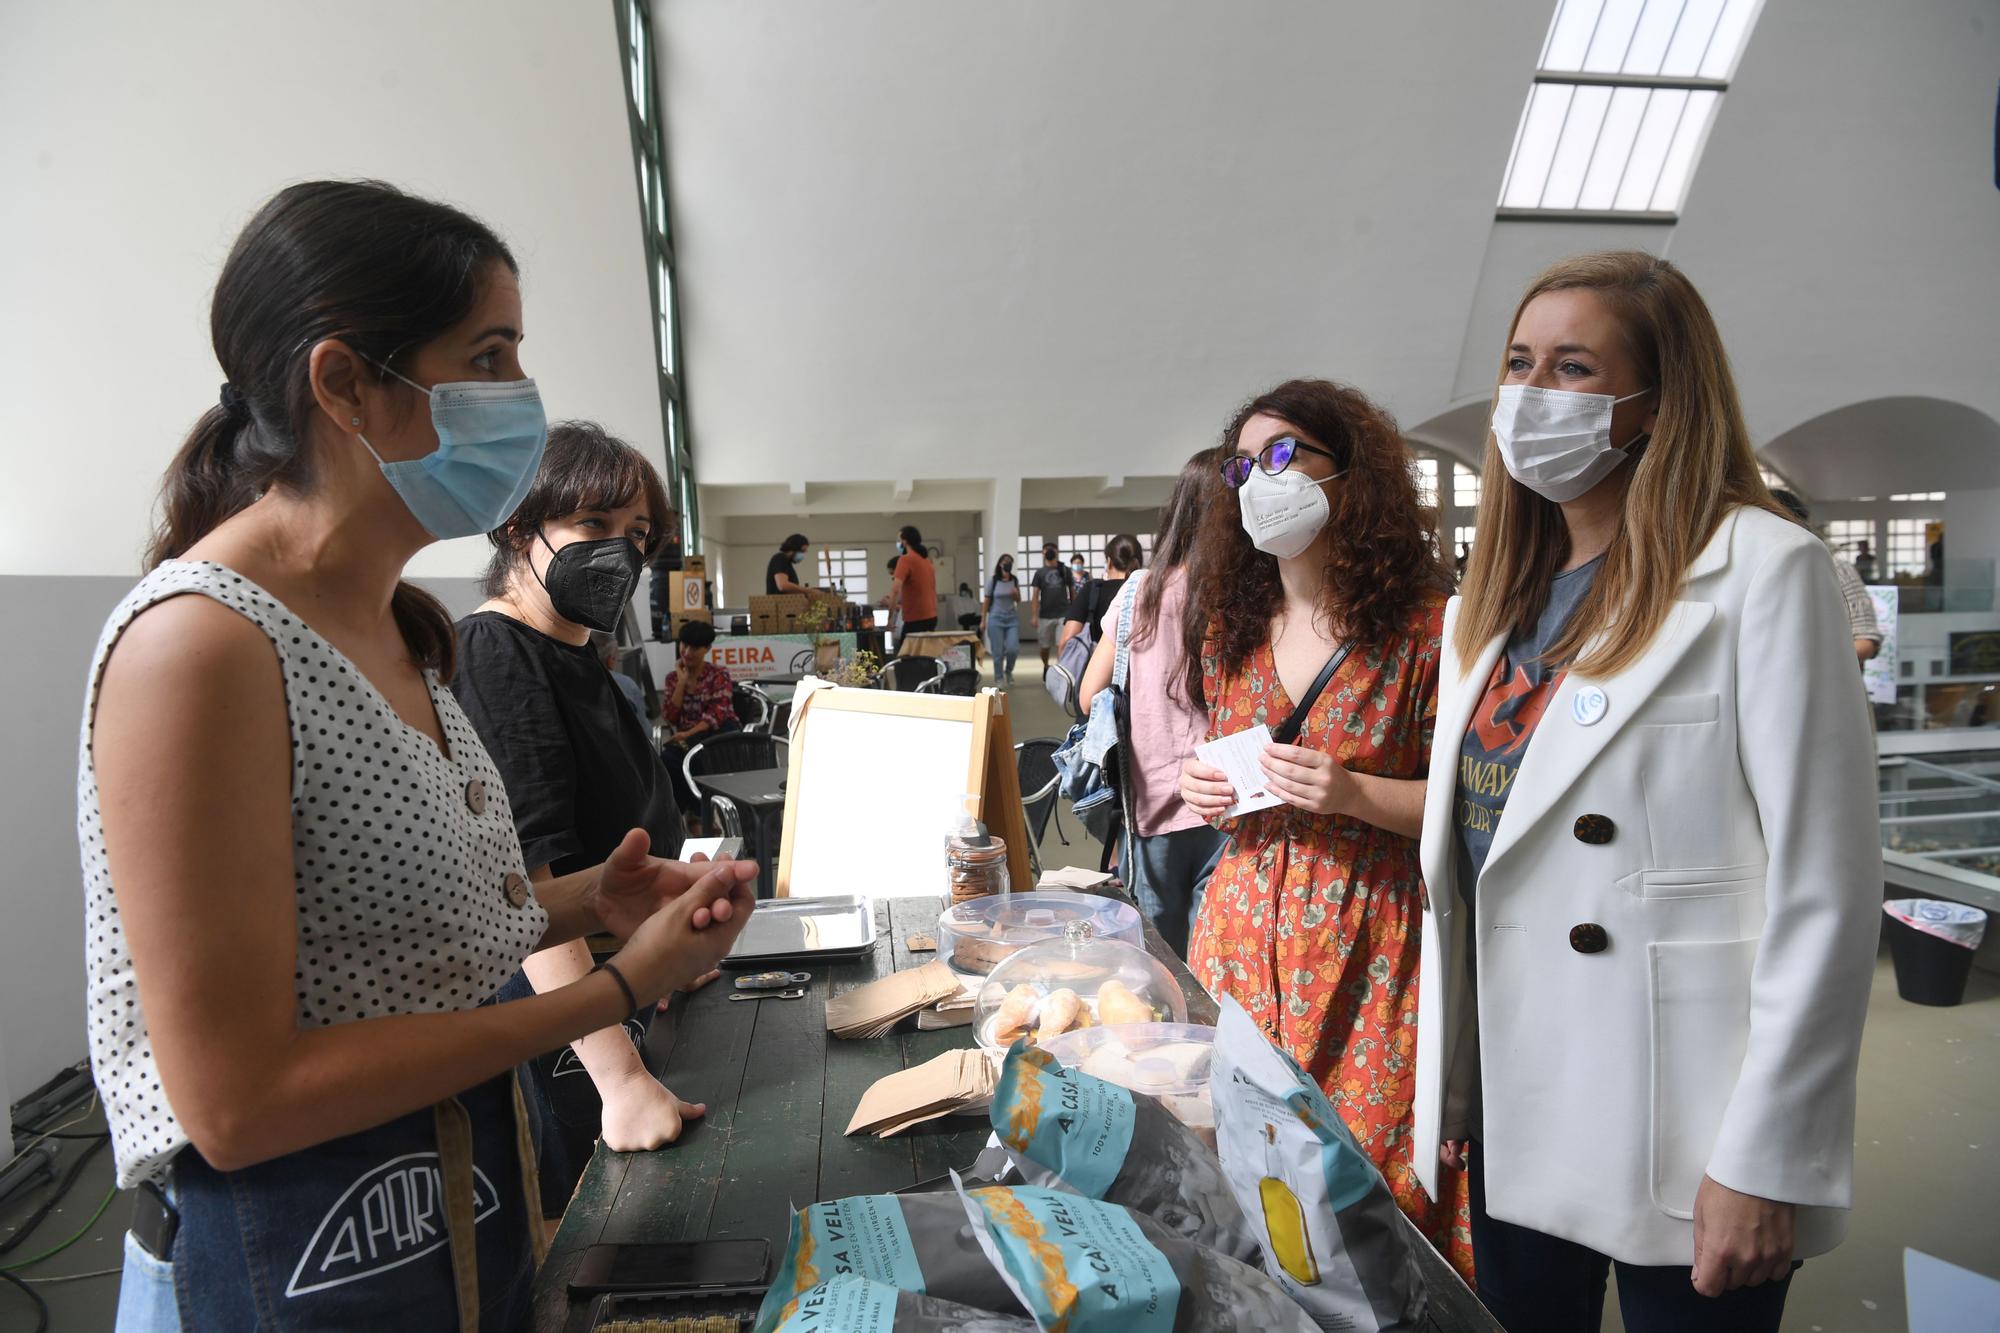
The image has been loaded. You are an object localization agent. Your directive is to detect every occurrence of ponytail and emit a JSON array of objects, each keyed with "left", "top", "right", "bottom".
[{"left": 145, "top": 404, "right": 261, "bottom": 570}]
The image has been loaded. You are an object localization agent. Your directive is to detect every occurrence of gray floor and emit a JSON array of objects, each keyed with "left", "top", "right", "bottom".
[{"left": 10, "top": 667, "right": 1997, "bottom": 1331}]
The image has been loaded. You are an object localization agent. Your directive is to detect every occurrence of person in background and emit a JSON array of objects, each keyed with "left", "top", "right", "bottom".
[
  {"left": 765, "top": 532, "right": 840, "bottom": 603},
  {"left": 1028, "top": 542, "right": 1075, "bottom": 670},
  {"left": 454, "top": 420, "right": 711, "bottom": 1226},
  {"left": 1175, "top": 379, "right": 1466, "bottom": 1276},
  {"left": 659, "top": 619, "right": 738, "bottom": 829},
  {"left": 85, "top": 181, "right": 754, "bottom": 1332},
  {"left": 1455, "top": 541, "right": 1472, "bottom": 579},
  {"left": 1078, "top": 452, "right": 1225, "bottom": 955},
  {"left": 882, "top": 524, "right": 939, "bottom": 633},
  {"left": 1852, "top": 538, "right": 1877, "bottom": 584},
  {"left": 982, "top": 554, "right": 1023, "bottom": 684},
  {"left": 1071, "top": 553, "right": 1089, "bottom": 584},
  {"left": 1062, "top": 534, "right": 1142, "bottom": 647},
  {"left": 1424, "top": 252, "right": 1879, "bottom": 1330},
  {"left": 1771, "top": 490, "right": 1880, "bottom": 665},
  {"left": 597, "top": 631, "right": 649, "bottom": 725}
]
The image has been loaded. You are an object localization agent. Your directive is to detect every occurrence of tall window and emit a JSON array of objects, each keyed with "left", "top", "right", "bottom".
[
  {"left": 1498, "top": 0, "right": 1764, "bottom": 219},
  {"left": 1886, "top": 518, "right": 1937, "bottom": 577},
  {"left": 1412, "top": 457, "right": 1439, "bottom": 507},
  {"left": 1453, "top": 464, "right": 1482, "bottom": 510},
  {"left": 816, "top": 549, "right": 870, "bottom": 606},
  {"left": 614, "top": 1, "right": 698, "bottom": 552},
  {"left": 1824, "top": 519, "right": 1876, "bottom": 564},
  {"left": 1453, "top": 526, "right": 1479, "bottom": 557}
]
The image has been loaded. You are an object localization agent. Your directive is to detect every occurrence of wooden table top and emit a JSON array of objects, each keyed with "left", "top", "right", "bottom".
[{"left": 529, "top": 889, "right": 1497, "bottom": 1331}]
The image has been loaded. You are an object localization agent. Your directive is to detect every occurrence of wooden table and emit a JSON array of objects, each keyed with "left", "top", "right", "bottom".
[
  {"left": 529, "top": 891, "right": 1499, "bottom": 1332},
  {"left": 691, "top": 767, "right": 789, "bottom": 899},
  {"left": 895, "top": 629, "right": 983, "bottom": 663}
]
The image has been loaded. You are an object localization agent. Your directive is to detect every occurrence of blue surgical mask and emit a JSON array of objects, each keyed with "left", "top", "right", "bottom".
[
  {"left": 357, "top": 364, "right": 548, "bottom": 539},
  {"left": 897, "top": 541, "right": 907, "bottom": 554},
  {"left": 791, "top": 551, "right": 805, "bottom": 564}
]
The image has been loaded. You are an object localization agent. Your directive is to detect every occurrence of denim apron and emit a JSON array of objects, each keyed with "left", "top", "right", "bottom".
[{"left": 121, "top": 1069, "right": 545, "bottom": 1333}]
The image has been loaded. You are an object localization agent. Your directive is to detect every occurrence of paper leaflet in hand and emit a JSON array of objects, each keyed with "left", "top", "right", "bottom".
[{"left": 1194, "top": 724, "right": 1284, "bottom": 819}]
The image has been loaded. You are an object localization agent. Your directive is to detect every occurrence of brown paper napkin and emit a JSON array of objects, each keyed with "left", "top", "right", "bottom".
[
  {"left": 824, "top": 959, "right": 962, "bottom": 1039},
  {"left": 845, "top": 1049, "right": 999, "bottom": 1137}
]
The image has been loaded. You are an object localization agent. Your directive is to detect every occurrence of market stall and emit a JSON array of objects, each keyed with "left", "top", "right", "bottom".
[{"left": 528, "top": 889, "right": 1498, "bottom": 1332}]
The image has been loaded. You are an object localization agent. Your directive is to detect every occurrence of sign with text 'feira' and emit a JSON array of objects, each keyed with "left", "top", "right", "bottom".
[{"left": 711, "top": 634, "right": 857, "bottom": 683}]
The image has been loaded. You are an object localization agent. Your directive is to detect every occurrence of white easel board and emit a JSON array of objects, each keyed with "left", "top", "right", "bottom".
[{"left": 776, "top": 687, "right": 1028, "bottom": 899}]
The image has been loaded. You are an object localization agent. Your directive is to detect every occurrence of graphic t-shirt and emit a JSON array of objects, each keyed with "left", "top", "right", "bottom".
[
  {"left": 1453, "top": 556, "right": 1602, "bottom": 909},
  {"left": 1031, "top": 563, "right": 1073, "bottom": 619}
]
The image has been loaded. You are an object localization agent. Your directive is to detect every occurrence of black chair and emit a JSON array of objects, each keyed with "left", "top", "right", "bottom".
[
  {"left": 732, "top": 683, "right": 771, "bottom": 733},
  {"left": 918, "top": 666, "right": 982, "bottom": 697},
  {"left": 1015, "top": 737, "right": 1066, "bottom": 880},
  {"left": 769, "top": 699, "right": 793, "bottom": 738},
  {"left": 682, "top": 732, "right": 789, "bottom": 841},
  {"left": 879, "top": 655, "right": 944, "bottom": 691}
]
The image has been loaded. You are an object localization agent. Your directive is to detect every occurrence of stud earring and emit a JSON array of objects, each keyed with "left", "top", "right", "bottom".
[{"left": 350, "top": 416, "right": 362, "bottom": 428}]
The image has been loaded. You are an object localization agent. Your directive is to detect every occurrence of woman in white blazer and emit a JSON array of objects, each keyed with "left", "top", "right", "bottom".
[{"left": 1415, "top": 252, "right": 1880, "bottom": 1332}]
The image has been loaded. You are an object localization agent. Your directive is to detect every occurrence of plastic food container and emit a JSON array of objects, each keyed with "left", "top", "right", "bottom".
[
  {"left": 1042, "top": 1022, "right": 1219, "bottom": 1147},
  {"left": 972, "top": 931, "right": 1186, "bottom": 1053},
  {"left": 936, "top": 890, "right": 1142, "bottom": 978}
]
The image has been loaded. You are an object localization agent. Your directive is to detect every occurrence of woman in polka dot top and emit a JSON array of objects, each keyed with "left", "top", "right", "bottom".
[{"left": 78, "top": 181, "right": 756, "bottom": 1332}]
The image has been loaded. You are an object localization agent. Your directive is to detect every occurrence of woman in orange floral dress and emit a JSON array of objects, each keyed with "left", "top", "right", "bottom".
[{"left": 1177, "top": 379, "right": 1473, "bottom": 1280}]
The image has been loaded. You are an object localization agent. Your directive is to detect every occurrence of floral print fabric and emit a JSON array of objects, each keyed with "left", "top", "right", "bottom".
[{"left": 1188, "top": 595, "right": 1474, "bottom": 1280}]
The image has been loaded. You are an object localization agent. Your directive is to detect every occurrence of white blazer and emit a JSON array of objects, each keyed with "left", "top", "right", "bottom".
[{"left": 1413, "top": 507, "right": 1881, "bottom": 1266}]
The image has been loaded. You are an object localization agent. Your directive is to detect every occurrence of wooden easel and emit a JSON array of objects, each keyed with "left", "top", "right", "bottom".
[{"left": 774, "top": 687, "right": 1031, "bottom": 898}]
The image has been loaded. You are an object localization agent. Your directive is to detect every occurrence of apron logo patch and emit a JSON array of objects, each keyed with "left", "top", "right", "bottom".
[{"left": 285, "top": 1153, "right": 500, "bottom": 1297}]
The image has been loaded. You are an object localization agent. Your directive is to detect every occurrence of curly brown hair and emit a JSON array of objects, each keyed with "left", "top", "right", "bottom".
[{"left": 1180, "top": 379, "right": 1449, "bottom": 709}]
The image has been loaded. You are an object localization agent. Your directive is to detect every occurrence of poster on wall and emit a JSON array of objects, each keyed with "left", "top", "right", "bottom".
[{"left": 1864, "top": 586, "right": 1898, "bottom": 705}]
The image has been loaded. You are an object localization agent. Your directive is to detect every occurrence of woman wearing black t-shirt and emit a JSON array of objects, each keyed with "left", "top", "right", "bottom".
[
  {"left": 452, "top": 420, "right": 709, "bottom": 1223},
  {"left": 1061, "top": 533, "right": 1143, "bottom": 647}
]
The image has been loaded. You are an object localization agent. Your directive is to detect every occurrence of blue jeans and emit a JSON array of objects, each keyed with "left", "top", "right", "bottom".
[
  {"left": 1124, "top": 823, "right": 1226, "bottom": 957},
  {"left": 986, "top": 614, "right": 1019, "bottom": 680},
  {"left": 1469, "top": 1143, "right": 1796, "bottom": 1333}
]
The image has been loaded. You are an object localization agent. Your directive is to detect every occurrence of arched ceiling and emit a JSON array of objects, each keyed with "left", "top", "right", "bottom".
[
  {"left": 1762, "top": 397, "right": 2000, "bottom": 500},
  {"left": 655, "top": 0, "right": 2000, "bottom": 497}
]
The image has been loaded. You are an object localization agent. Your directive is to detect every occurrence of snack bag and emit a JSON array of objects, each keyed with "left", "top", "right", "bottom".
[
  {"left": 955, "top": 1181, "right": 1315, "bottom": 1333},
  {"left": 754, "top": 1192, "right": 1024, "bottom": 1331},
  {"left": 770, "top": 1273, "right": 1035, "bottom": 1333},
  {"left": 989, "top": 1040, "right": 1258, "bottom": 1262},
  {"left": 1211, "top": 997, "right": 1427, "bottom": 1332}
]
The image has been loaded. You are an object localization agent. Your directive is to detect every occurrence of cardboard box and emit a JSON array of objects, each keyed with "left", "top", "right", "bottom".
[
  {"left": 669, "top": 570, "right": 708, "bottom": 616},
  {"left": 749, "top": 594, "right": 806, "bottom": 634}
]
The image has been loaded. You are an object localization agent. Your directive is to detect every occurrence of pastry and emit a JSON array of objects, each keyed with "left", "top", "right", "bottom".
[
  {"left": 991, "top": 983, "right": 1039, "bottom": 1042},
  {"left": 1033, "top": 987, "right": 1083, "bottom": 1042},
  {"left": 1094, "top": 979, "right": 1155, "bottom": 1026}
]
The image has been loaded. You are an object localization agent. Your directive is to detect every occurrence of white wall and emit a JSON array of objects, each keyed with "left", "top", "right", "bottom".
[
  {"left": 0, "top": 0, "right": 660, "bottom": 581},
  {"left": 657, "top": 0, "right": 1537, "bottom": 488},
  {"left": 0, "top": 1, "right": 652, "bottom": 1099}
]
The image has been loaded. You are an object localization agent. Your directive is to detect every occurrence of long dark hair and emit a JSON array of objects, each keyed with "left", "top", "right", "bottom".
[
  {"left": 988, "top": 553, "right": 1017, "bottom": 594},
  {"left": 1180, "top": 379, "right": 1449, "bottom": 709},
  {"left": 1133, "top": 449, "right": 1219, "bottom": 651},
  {"left": 482, "top": 420, "right": 675, "bottom": 597},
  {"left": 147, "top": 180, "right": 519, "bottom": 676}
]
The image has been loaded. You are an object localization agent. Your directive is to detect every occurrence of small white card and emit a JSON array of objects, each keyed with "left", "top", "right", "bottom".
[{"left": 1194, "top": 724, "right": 1285, "bottom": 819}]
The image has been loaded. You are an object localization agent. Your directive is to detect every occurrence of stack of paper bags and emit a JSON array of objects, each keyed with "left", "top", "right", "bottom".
[
  {"left": 915, "top": 979, "right": 979, "bottom": 1030},
  {"left": 825, "top": 960, "right": 962, "bottom": 1039},
  {"left": 845, "top": 1049, "right": 999, "bottom": 1137}
]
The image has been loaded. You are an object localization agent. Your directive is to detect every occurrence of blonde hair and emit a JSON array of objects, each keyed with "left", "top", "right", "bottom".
[{"left": 1453, "top": 251, "right": 1787, "bottom": 677}]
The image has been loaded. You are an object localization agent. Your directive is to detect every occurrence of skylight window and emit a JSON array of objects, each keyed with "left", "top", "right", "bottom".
[{"left": 1498, "top": 0, "right": 1764, "bottom": 218}]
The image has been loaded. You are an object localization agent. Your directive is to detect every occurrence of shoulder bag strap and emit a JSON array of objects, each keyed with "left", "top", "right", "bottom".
[
  {"left": 1271, "top": 640, "right": 1353, "bottom": 745},
  {"left": 1111, "top": 570, "right": 1145, "bottom": 692}
]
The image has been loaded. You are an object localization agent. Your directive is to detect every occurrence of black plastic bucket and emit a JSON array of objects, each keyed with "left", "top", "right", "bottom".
[{"left": 1886, "top": 914, "right": 1977, "bottom": 1007}]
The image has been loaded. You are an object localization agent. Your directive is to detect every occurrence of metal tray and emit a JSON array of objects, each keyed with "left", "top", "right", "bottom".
[{"left": 723, "top": 894, "right": 877, "bottom": 966}]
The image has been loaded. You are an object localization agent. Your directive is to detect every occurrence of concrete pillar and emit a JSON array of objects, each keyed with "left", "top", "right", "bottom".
[{"left": 983, "top": 474, "right": 1023, "bottom": 592}]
